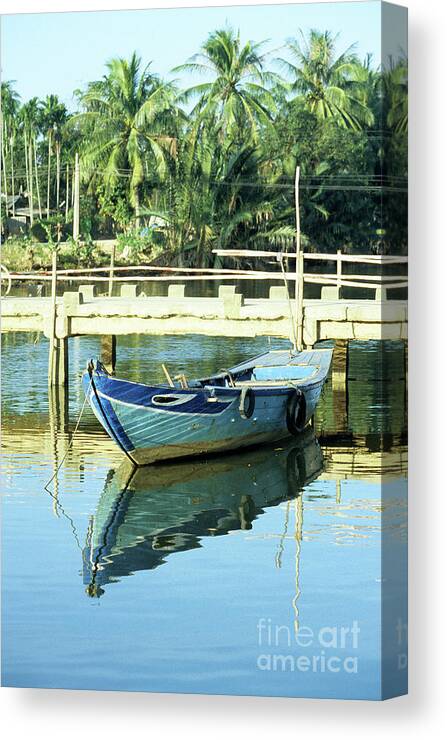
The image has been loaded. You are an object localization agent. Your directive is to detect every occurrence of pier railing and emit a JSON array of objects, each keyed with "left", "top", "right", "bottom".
[
  {"left": 213, "top": 248, "right": 408, "bottom": 299},
  {"left": 1, "top": 249, "right": 408, "bottom": 387},
  {"left": 2, "top": 249, "right": 408, "bottom": 301}
]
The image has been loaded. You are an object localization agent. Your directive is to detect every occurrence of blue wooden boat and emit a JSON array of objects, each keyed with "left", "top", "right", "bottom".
[{"left": 82, "top": 347, "right": 332, "bottom": 466}]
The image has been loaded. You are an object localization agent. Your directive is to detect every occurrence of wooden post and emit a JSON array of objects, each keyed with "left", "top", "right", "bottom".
[
  {"left": 47, "top": 228, "right": 69, "bottom": 386},
  {"left": 48, "top": 338, "right": 69, "bottom": 386},
  {"left": 48, "top": 247, "right": 58, "bottom": 385},
  {"left": 294, "top": 166, "right": 303, "bottom": 352},
  {"left": 331, "top": 339, "right": 349, "bottom": 435},
  {"left": 108, "top": 242, "right": 116, "bottom": 297},
  {"left": 105, "top": 242, "right": 117, "bottom": 373},
  {"left": 100, "top": 335, "right": 116, "bottom": 375},
  {"left": 73, "top": 152, "right": 80, "bottom": 241},
  {"left": 336, "top": 249, "right": 342, "bottom": 295}
]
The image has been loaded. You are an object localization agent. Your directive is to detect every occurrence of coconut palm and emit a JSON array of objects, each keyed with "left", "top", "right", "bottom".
[
  {"left": 72, "top": 52, "right": 179, "bottom": 228},
  {"left": 383, "top": 58, "right": 408, "bottom": 134},
  {"left": 39, "top": 94, "right": 68, "bottom": 217},
  {"left": 278, "top": 29, "right": 373, "bottom": 130},
  {"left": 174, "top": 27, "right": 277, "bottom": 146},
  {"left": 145, "top": 136, "right": 278, "bottom": 266},
  {"left": 20, "top": 97, "right": 43, "bottom": 217},
  {"left": 1, "top": 81, "right": 20, "bottom": 212}
]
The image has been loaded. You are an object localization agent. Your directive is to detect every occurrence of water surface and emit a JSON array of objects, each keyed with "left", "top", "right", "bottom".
[{"left": 1, "top": 333, "right": 407, "bottom": 699}]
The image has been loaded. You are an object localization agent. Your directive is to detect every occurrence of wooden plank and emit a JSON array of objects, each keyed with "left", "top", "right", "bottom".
[
  {"left": 303, "top": 273, "right": 407, "bottom": 283},
  {"left": 303, "top": 253, "right": 408, "bottom": 264},
  {"left": 14, "top": 264, "right": 279, "bottom": 276},
  {"left": 213, "top": 249, "right": 408, "bottom": 264},
  {"left": 6, "top": 273, "right": 291, "bottom": 283}
]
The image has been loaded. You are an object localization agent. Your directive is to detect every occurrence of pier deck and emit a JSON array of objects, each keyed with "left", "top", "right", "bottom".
[{"left": 1, "top": 289, "right": 407, "bottom": 346}]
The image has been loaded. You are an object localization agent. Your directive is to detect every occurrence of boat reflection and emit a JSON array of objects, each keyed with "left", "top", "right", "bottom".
[{"left": 83, "top": 429, "right": 323, "bottom": 597}]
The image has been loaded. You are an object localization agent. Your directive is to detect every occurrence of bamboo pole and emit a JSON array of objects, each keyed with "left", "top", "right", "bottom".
[
  {"left": 294, "top": 166, "right": 303, "bottom": 351},
  {"left": 161, "top": 364, "right": 175, "bottom": 387}
]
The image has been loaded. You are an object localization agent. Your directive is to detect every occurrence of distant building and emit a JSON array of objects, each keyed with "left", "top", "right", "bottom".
[{"left": 1, "top": 193, "right": 55, "bottom": 237}]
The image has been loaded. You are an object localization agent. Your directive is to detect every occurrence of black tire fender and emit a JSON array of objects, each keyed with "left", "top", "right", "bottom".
[
  {"left": 286, "top": 388, "right": 307, "bottom": 435},
  {"left": 239, "top": 386, "right": 255, "bottom": 419}
]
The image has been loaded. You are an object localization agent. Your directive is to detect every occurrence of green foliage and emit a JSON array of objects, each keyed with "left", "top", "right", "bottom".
[
  {"left": 70, "top": 52, "right": 178, "bottom": 226},
  {"left": 116, "top": 229, "right": 162, "bottom": 262},
  {"left": 96, "top": 180, "right": 134, "bottom": 230},
  {"left": 30, "top": 215, "right": 69, "bottom": 243},
  {"left": 2, "top": 27, "right": 408, "bottom": 263}
]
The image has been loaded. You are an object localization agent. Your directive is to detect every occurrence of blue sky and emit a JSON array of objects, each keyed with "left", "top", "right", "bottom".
[{"left": 1, "top": 1, "right": 382, "bottom": 109}]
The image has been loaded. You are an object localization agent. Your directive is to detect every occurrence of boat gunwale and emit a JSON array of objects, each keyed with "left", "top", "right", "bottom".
[{"left": 84, "top": 347, "right": 333, "bottom": 401}]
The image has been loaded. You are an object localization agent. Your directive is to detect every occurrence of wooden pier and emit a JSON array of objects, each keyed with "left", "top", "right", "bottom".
[{"left": 1, "top": 250, "right": 407, "bottom": 386}]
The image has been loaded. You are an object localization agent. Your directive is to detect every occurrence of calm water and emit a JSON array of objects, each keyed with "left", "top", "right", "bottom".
[{"left": 1, "top": 333, "right": 407, "bottom": 699}]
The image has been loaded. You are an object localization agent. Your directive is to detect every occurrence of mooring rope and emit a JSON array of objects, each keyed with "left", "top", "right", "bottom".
[
  {"left": 278, "top": 253, "right": 298, "bottom": 352},
  {"left": 43, "top": 377, "right": 92, "bottom": 493}
]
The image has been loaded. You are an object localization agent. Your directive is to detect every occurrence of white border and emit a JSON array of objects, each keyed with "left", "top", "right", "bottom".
[{"left": 1, "top": 0, "right": 446, "bottom": 736}]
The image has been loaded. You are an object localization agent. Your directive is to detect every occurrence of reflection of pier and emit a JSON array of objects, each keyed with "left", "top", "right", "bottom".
[
  {"left": 0, "top": 415, "right": 407, "bottom": 486},
  {"left": 319, "top": 442, "right": 407, "bottom": 483}
]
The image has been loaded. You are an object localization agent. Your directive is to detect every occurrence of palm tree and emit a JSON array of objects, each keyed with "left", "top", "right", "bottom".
[
  {"left": 174, "top": 27, "right": 277, "bottom": 146},
  {"left": 39, "top": 94, "right": 67, "bottom": 217},
  {"left": 383, "top": 58, "right": 408, "bottom": 134},
  {"left": 1, "top": 81, "right": 20, "bottom": 214},
  {"left": 72, "top": 52, "right": 178, "bottom": 228},
  {"left": 278, "top": 29, "right": 373, "bottom": 130},
  {"left": 20, "top": 97, "right": 42, "bottom": 218}
]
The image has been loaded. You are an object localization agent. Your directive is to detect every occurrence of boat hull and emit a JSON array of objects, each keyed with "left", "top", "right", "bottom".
[{"left": 82, "top": 348, "right": 332, "bottom": 465}]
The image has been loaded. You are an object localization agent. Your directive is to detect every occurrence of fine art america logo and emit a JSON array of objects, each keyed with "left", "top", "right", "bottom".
[{"left": 256, "top": 618, "right": 360, "bottom": 674}]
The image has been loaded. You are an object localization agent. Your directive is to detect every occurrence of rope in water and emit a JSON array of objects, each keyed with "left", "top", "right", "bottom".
[{"left": 43, "top": 377, "right": 92, "bottom": 493}]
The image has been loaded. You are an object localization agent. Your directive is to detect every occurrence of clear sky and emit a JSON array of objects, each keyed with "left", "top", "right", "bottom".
[{"left": 1, "top": 1, "right": 382, "bottom": 109}]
